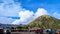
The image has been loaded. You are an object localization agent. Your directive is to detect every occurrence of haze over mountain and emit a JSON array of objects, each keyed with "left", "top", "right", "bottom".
[
  {"left": 0, "top": 23, "right": 21, "bottom": 28},
  {"left": 28, "top": 15, "right": 60, "bottom": 29}
]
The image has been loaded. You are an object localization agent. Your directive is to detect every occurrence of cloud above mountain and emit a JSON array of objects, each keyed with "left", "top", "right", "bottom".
[
  {"left": 12, "top": 8, "right": 48, "bottom": 25},
  {"left": 12, "top": 10, "right": 34, "bottom": 24}
]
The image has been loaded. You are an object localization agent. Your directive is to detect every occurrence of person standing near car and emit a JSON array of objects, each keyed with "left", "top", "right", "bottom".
[
  {"left": 46, "top": 29, "right": 53, "bottom": 34},
  {"left": 6, "top": 30, "right": 11, "bottom": 34}
]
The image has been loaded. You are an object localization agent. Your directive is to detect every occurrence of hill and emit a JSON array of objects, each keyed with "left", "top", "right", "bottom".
[
  {"left": 28, "top": 15, "right": 60, "bottom": 29},
  {"left": 0, "top": 23, "right": 20, "bottom": 28}
]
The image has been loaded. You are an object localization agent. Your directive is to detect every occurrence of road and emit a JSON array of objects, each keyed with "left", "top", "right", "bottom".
[{"left": 11, "top": 32, "right": 48, "bottom": 34}]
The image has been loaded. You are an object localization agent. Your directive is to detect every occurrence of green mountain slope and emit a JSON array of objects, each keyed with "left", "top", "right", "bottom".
[{"left": 28, "top": 15, "right": 60, "bottom": 29}]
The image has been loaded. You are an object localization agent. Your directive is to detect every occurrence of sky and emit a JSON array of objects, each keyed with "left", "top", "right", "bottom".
[{"left": 0, "top": 0, "right": 60, "bottom": 25}]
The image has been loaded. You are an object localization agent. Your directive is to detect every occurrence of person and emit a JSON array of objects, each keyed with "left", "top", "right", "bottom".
[
  {"left": 54, "top": 30, "right": 58, "bottom": 34},
  {"left": 6, "top": 30, "right": 11, "bottom": 34},
  {"left": 46, "top": 29, "right": 53, "bottom": 34},
  {"left": 40, "top": 29, "right": 43, "bottom": 34},
  {"left": 46, "top": 29, "right": 49, "bottom": 34}
]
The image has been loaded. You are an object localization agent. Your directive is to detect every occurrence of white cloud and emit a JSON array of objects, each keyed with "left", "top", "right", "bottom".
[
  {"left": 0, "top": 0, "right": 48, "bottom": 24},
  {"left": 0, "top": 0, "right": 22, "bottom": 24},
  {"left": 0, "top": 0, "right": 22, "bottom": 16},
  {"left": 12, "top": 10, "right": 34, "bottom": 24},
  {"left": 53, "top": 12, "right": 60, "bottom": 19},
  {"left": 19, "top": 10, "right": 34, "bottom": 20},
  {"left": 34, "top": 8, "right": 48, "bottom": 18},
  {"left": 53, "top": 12, "right": 60, "bottom": 16},
  {"left": 0, "top": 17, "right": 14, "bottom": 24},
  {"left": 12, "top": 8, "right": 48, "bottom": 25}
]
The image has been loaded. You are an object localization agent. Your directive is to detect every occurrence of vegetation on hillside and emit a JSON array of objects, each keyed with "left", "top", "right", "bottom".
[
  {"left": 16, "top": 15, "right": 60, "bottom": 30},
  {"left": 16, "top": 25, "right": 28, "bottom": 30},
  {"left": 27, "top": 15, "right": 60, "bottom": 29}
]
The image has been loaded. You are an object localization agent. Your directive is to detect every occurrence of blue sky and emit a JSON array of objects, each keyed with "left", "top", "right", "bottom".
[
  {"left": 0, "top": 0, "right": 60, "bottom": 24},
  {"left": 17, "top": 0, "right": 60, "bottom": 18}
]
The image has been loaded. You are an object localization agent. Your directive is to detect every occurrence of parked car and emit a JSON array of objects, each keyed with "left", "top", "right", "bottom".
[{"left": 0, "top": 28, "right": 3, "bottom": 34}]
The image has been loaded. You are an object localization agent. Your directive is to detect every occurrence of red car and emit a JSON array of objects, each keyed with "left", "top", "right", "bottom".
[{"left": 0, "top": 28, "right": 3, "bottom": 34}]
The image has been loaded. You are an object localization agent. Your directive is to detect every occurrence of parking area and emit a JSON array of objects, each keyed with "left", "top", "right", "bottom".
[
  {"left": 11, "top": 32, "right": 35, "bottom": 34},
  {"left": 11, "top": 32, "right": 47, "bottom": 34}
]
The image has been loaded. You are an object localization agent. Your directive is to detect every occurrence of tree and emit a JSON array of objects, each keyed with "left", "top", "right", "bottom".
[{"left": 16, "top": 26, "right": 22, "bottom": 30}]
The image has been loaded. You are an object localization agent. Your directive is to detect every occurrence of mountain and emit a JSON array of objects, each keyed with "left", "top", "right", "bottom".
[
  {"left": 0, "top": 23, "right": 20, "bottom": 28},
  {"left": 28, "top": 15, "right": 60, "bottom": 29}
]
